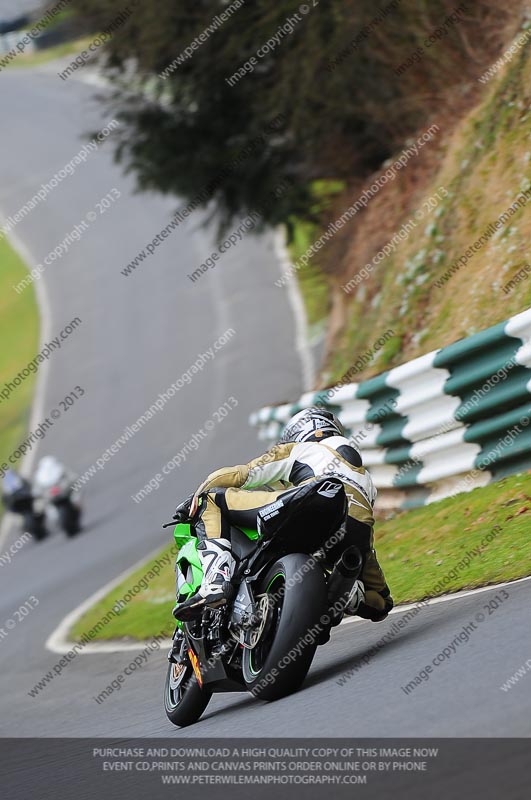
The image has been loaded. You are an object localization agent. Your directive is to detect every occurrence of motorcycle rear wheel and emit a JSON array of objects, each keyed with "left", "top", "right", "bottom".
[
  {"left": 58, "top": 502, "right": 81, "bottom": 537},
  {"left": 242, "top": 553, "right": 327, "bottom": 701}
]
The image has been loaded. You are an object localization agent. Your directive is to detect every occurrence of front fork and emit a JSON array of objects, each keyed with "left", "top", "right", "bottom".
[{"left": 167, "top": 626, "right": 185, "bottom": 663}]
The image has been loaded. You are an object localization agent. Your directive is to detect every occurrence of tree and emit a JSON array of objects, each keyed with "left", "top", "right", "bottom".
[{"left": 70, "top": 0, "right": 522, "bottom": 237}]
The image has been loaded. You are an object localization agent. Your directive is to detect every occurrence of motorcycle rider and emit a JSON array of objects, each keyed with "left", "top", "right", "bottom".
[
  {"left": 33, "top": 456, "right": 74, "bottom": 490},
  {"left": 33, "top": 456, "right": 82, "bottom": 535},
  {"left": 173, "top": 407, "right": 393, "bottom": 624},
  {"left": 2, "top": 469, "right": 27, "bottom": 503}
]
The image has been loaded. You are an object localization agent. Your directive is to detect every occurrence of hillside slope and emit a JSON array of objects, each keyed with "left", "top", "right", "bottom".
[{"left": 297, "top": 21, "right": 531, "bottom": 385}]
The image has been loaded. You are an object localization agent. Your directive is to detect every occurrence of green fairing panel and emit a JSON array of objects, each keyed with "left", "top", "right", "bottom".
[
  {"left": 239, "top": 526, "right": 260, "bottom": 540},
  {"left": 174, "top": 520, "right": 259, "bottom": 542},
  {"left": 170, "top": 522, "right": 258, "bottom": 629},
  {"left": 174, "top": 524, "right": 203, "bottom": 595},
  {"left": 173, "top": 522, "right": 193, "bottom": 548}
]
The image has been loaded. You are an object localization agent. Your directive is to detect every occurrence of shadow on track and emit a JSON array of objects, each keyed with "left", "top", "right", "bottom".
[{"left": 302, "top": 600, "right": 473, "bottom": 690}]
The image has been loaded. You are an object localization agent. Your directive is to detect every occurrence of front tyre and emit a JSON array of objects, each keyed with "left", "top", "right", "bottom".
[
  {"left": 164, "top": 645, "right": 212, "bottom": 727},
  {"left": 242, "top": 553, "right": 327, "bottom": 701},
  {"left": 23, "top": 512, "right": 47, "bottom": 541}
]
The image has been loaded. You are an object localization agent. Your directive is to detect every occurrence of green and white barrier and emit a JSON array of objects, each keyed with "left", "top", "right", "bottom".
[
  {"left": 0, "top": 31, "right": 35, "bottom": 56},
  {"left": 250, "top": 308, "right": 531, "bottom": 508}
]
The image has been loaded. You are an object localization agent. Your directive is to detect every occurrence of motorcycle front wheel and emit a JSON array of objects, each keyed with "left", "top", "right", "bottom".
[
  {"left": 23, "top": 512, "right": 47, "bottom": 541},
  {"left": 242, "top": 553, "right": 327, "bottom": 701},
  {"left": 164, "top": 635, "right": 212, "bottom": 727}
]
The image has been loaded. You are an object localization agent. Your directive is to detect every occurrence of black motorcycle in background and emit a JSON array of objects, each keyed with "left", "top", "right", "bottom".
[
  {"left": 2, "top": 458, "right": 82, "bottom": 541},
  {"left": 32, "top": 457, "right": 82, "bottom": 537},
  {"left": 1, "top": 470, "right": 47, "bottom": 541}
]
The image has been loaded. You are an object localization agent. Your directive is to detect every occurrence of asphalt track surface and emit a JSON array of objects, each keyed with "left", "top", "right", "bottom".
[
  {"left": 0, "top": 66, "right": 530, "bottom": 741},
  {"left": 0, "top": 1, "right": 36, "bottom": 19}
]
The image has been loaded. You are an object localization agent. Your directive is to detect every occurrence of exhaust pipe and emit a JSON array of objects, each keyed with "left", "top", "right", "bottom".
[{"left": 327, "top": 545, "right": 362, "bottom": 621}]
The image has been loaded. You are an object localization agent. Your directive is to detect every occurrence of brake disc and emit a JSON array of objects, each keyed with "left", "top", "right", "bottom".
[
  {"left": 241, "top": 593, "right": 275, "bottom": 649},
  {"left": 169, "top": 660, "right": 189, "bottom": 691}
]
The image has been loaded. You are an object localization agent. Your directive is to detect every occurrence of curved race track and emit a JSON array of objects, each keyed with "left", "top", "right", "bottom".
[{"left": 0, "top": 66, "right": 530, "bottom": 739}]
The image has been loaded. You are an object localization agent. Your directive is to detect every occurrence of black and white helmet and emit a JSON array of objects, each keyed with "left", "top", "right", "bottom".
[{"left": 279, "top": 407, "right": 344, "bottom": 444}]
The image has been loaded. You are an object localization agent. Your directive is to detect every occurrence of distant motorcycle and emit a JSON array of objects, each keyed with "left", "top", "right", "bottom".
[
  {"left": 33, "top": 457, "right": 82, "bottom": 537},
  {"left": 2, "top": 470, "right": 47, "bottom": 541}
]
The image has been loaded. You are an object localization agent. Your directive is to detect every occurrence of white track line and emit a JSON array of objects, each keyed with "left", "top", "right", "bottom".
[
  {"left": 340, "top": 573, "right": 531, "bottom": 626},
  {"left": 0, "top": 225, "right": 53, "bottom": 552},
  {"left": 45, "top": 545, "right": 177, "bottom": 654},
  {"left": 274, "top": 227, "right": 315, "bottom": 392},
  {"left": 48, "top": 229, "right": 316, "bottom": 656},
  {"left": 46, "top": 566, "right": 531, "bottom": 655}
]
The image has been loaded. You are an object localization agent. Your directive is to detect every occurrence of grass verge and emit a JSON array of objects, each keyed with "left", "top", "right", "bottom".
[
  {"left": 379, "top": 471, "right": 531, "bottom": 602},
  {"left": 288, "top": 217, "right": 330, "bottom": 335},
  {"left": 0, "top": 237, "right": 39, "bottom": 478},
  {"left": 286, "top": 180, "right": 345, "bottom": 340},
  {"left": 70, "top": 472, "right": 531, "bottom": 642},
  {"left": 69, "top": 544, "right": 178, "bottom": 643},
  {"left": 2, "top": 36, "right": 94, "bottom": 70}
]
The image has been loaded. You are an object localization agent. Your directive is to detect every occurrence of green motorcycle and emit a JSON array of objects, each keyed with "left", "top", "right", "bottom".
[{"left": 163, "top": 478, "right": 362, "bottom": 727}]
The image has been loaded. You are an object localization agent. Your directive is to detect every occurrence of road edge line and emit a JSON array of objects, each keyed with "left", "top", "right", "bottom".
[
  {"left": 46, "top": 570, "right": 531, "bottom": 655},
  {"left": 0, "top": 226, "right": 53, "bottom": 552},
  {"left": 45, "top": 544, "right": 177, "bottom": 654},
  {"left": 274, "top": 227, "right": 315, "bottom": 392}
]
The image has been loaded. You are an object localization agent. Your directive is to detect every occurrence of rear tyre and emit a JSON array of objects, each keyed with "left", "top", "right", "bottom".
[
  {"left": 58, "top": 502, "right": 81, "bottom": 537},
  {"left": 242, "top": 553, "right": 327, "bottom": 701},
  {"left": 164, "top": 644, "right": 212, "bottom": 727}
]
